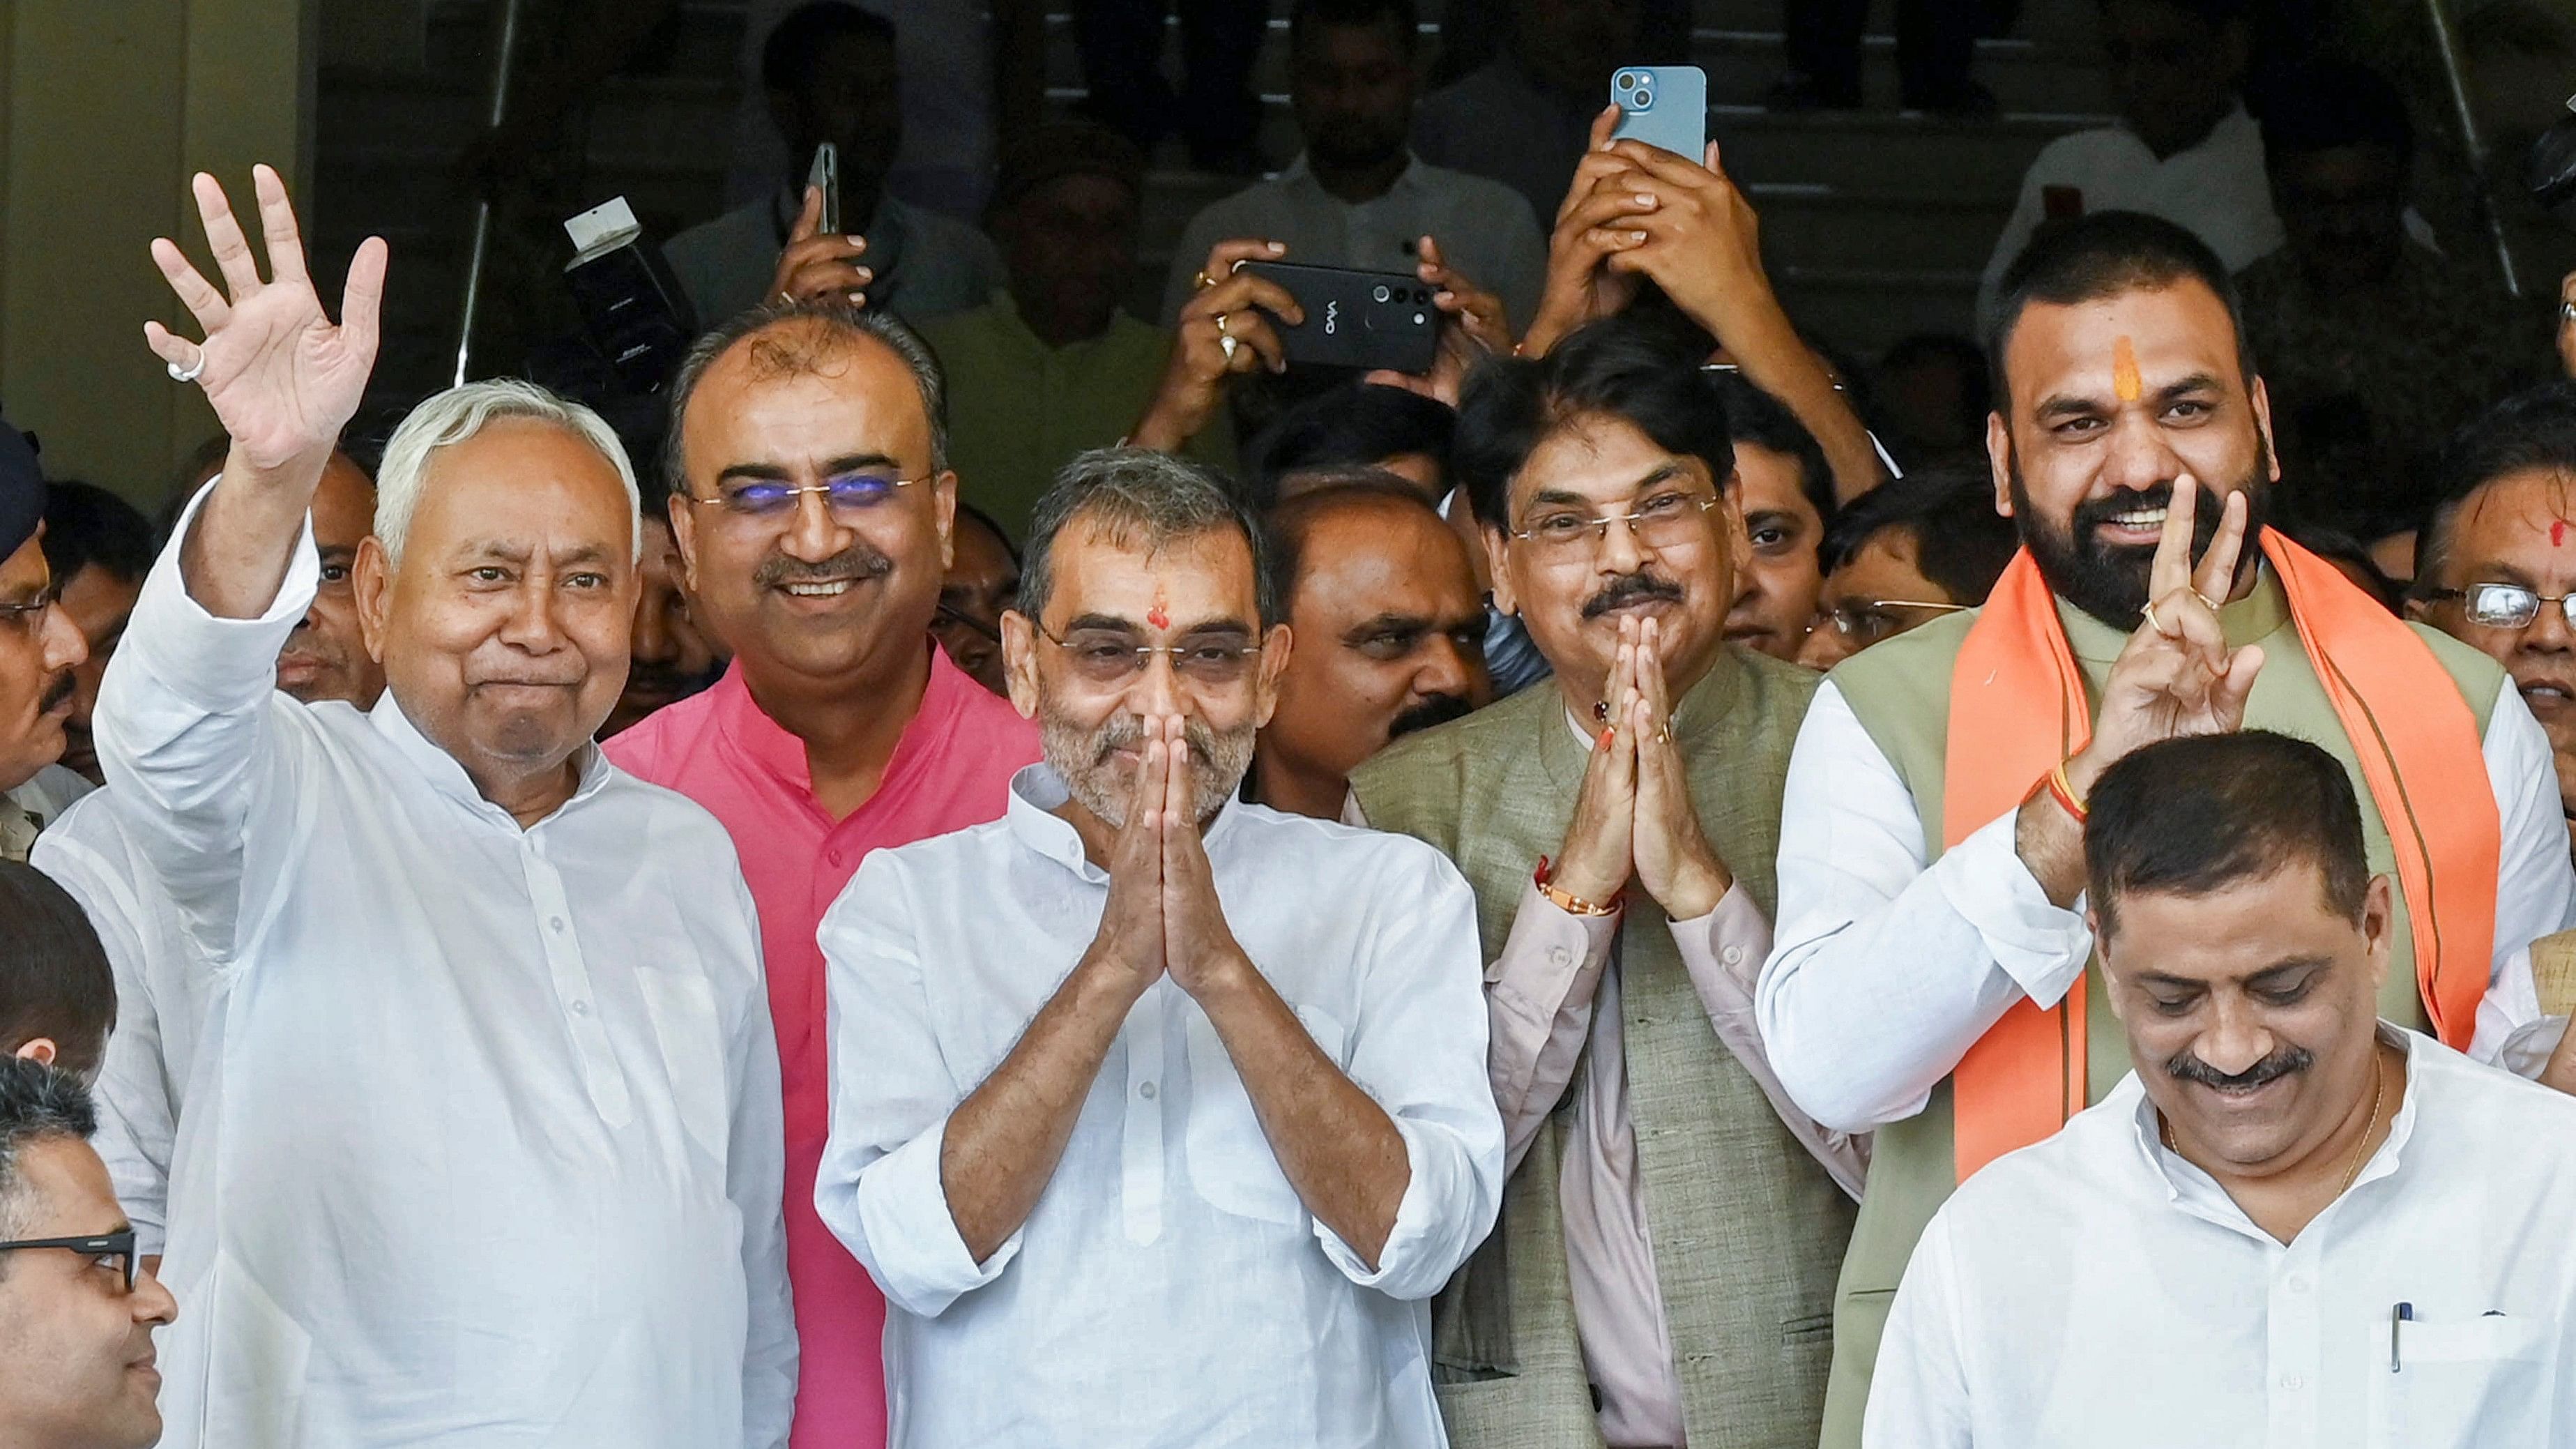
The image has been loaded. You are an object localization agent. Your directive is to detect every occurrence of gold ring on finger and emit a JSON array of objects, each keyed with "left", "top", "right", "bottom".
[
  {"left": 2141, "top": 599, "right": 2165, "bottom": 635},
  {"left": 1218, "top": 333, "right": 1240, "bottom": 363},
  {"left": 1214, "top": 311, "right": 1230, "bottom": 336},
  {"left": 1193, "top": 270, "right": 1217, "bottom": 291},
  {"left": 2195, "top": 589, "right": 2222, "bottom": 611}
]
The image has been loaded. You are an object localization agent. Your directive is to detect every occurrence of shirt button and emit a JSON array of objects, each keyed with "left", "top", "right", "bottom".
[
  {"left": 1721, "top": 945, "right": 1745, "bottom": 966},
  {"left": 2287, "top": 1275, "right": 2310, "bottom": 1294},
  {"left": 1548, "top": 947, "right": 1573, "bottom": 968},
  {"left": 570, "top": 1000, "right": 590, "bottom": 1017},
  {"left": 828, "top": 848, "right": 846, "bottom": 867},
  {"left": 2280, "top": 1374, "right": 2304, "bottom": 1390},
  {"left": 1138, "top": 1081, "right": 1157, "bottom": 1100},
  {"left": 549, "top": 916, "right": 565, "bottom": 932}
]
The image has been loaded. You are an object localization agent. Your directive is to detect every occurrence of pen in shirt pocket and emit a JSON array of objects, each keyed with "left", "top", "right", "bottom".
[{"left": 2391, "top": 1302, "right": 2411, "bottom": 1372}]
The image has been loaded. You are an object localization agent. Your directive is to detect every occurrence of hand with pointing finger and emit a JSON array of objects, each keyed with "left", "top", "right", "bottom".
[{"left": 2064, "top": 479, "right": 2266, "bottom": 796}]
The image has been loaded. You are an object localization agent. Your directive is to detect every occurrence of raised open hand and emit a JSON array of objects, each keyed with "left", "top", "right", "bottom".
[
  {"left": 144, "top": 167, "right": 383, "bottom": 477},
  {"left": 1585, "top": 139, "right": 1773, "bottom": 342},
  {"left": 2069, "top": 479, "right": 2265, "bottom": 791}
]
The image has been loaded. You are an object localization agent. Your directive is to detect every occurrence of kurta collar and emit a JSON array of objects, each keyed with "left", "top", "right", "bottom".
[
  {"left": 2059, "top": 563, "right": 2291, "bottom": 666},
  {"left": 367, "top": 690, "right": 611, "bottom": 828},
  {"left": 2126, "top": 1022, "right": 2423, "bottom": 1233}
]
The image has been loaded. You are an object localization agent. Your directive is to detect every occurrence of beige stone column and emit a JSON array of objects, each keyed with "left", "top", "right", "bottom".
[{"left": 0, "top": 0, "right": 317, "bottom": 503}]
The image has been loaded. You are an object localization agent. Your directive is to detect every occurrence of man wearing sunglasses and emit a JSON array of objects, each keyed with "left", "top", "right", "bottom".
[
  {"left": 606, "top": 301, "right": 1039, "bottom": 1448},
  {"left": 814, "top": 448, "right": 1501, "bottom": 1447},
  {"left": 0, "top": 418, "right": 91, "bottom": 864},
  {"left": 0, "top": 1057, "right": 178, "bottom": 1449}
]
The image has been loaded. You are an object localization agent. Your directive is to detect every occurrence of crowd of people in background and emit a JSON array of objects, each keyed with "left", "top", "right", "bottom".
[{"left": 6, "top": 0, "right": 2576, "bottom": 1446}]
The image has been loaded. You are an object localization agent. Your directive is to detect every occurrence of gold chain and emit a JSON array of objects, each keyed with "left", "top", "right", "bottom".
[{"left": 2158, "top": 1046, "right": 2389, "bottom": 1197}]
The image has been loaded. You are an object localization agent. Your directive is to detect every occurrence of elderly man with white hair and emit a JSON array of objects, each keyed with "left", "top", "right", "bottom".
[{"left": 94, "top": 167, "right": 795, "bottom": 1447}]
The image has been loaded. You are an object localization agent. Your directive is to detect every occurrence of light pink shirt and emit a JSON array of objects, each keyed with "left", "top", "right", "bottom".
[{"left": 607, "top": 648, "right": 1041, "bottom": 1449}]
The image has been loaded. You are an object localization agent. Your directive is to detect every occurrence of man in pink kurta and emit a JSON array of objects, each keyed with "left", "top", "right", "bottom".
[
  {"left": 609, "top": 648, "right": 1035, "bottom": 1446},
  {"left": 613, "top": 299, "right": 1042, "bottom": 1446}
]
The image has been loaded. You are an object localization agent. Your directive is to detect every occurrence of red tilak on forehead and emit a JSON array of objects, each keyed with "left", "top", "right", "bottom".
[
  {"left": 1148, "top": 584, "right": 1170, "bottom": 631},
  {"left": 2554, "top": 519, "right": 2569, "bottom": 548}
]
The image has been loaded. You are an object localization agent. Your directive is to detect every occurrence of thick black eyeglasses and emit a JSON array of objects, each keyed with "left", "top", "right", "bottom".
[{"left": 0, "top": 1228, "right": 139, "bottom": 1291}]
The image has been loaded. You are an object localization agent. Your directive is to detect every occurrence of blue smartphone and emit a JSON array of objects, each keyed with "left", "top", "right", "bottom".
[{"left": 1611, "top": 66, "right": 1707, "bottom": 160}]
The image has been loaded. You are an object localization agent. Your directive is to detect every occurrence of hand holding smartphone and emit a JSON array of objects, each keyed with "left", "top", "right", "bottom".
[{"left": 1237, "top": 261, "right": 1441, "bottom": 374}]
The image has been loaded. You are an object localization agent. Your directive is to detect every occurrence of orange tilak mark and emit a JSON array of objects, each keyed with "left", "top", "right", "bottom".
[
  {"left": 2554, "top": 519, "right": 2570, "bottom": 548},
  {"left": 1147, "top": 586, "right": 1170, "bottom": 632},
  {"left": 2111, "top": 335, "right": 2142, "bottom": 404}
]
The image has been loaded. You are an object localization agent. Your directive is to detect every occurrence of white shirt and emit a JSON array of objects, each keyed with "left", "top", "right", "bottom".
[
  {"left": 89, "top": 498, "right": 797, "bottom": 1448},
  {"left": 1757, "top": 676, "right": 2573, "bottom": 1135},
  {"left": 816, "top": 766, "right": 1504, "bottom": 1449},
  {"left": 30, "top": 789, "right": 209, "bottom": 1257},
  {"left": 1866, "top": 1028, "right": 2576, "bottom": 1448},
  {"left": 1976, "top": 105, "right": 2285, "bottom": 323}
]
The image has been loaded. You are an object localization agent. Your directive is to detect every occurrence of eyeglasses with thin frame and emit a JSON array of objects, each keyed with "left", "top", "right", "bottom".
[
  {"left": 1820, "top": 598, "right": 1969, "bottom": 644},
  {"left": 1037, "top": 623, "right": 1261, "bottom": 685},
  {"left": 0, "top": 1227, "right": 139, "bottom": 1293},
  {"left": 685, "top": 471, "right": 929, "bottom": 520},
  {"left": 2423, "top": 582, "right": 2576, "bottom": 630},
  {"left": 1507, "top": 488, "right": 1723, "bottom": 561},
  {"left": 0, "top": 583, "right": 59, "bottom": 637}
]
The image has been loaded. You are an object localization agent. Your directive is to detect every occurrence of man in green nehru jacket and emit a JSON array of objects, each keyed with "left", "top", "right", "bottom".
[
  {"left": 1350, "top": 318, "right": 1864, "bottom": 1449},
  {"left": 1755, "top": 211, "right": 2576, "bottom": 1449}
]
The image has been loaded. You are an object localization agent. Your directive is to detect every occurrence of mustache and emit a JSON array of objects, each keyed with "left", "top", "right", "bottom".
[
  {"left": 2166, "top": 1044, "right": 2313, "bottom": 1092},
  {"left": 37, "top": 669, "right": 74, "bottom": 714},
  {"left": 1580, "top": 570, "right": 1686, "bottom": 620},
  {"left": 1092, "top": 713, "right": 1221, "bottom": 769},
  {"left": 1389, "top": 694, "right": 1474, "bottom": 739},
  {"left": 754, "top": 543, "right": 895, "bottom": 590}
]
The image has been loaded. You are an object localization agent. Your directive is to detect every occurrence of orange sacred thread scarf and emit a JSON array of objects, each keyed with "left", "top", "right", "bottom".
[{"left": 1942, "top": 529, "right": 2499, "bottom": 1181}]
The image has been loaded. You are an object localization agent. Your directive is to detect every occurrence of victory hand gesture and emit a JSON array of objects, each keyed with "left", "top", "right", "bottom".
[
  {"left": 2068, "top": 479, "right": 2265, "bottom": 793},
  {"left": 144, "top": 167, "right": 383, "bottom": 478}
]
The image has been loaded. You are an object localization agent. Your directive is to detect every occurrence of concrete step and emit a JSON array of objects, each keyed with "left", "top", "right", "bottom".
[
  {"left": 1772, "top": 265, "right": 1982, "bottom": 358},
  {"left": 1708, "top": 102, "right": 2103, "bottom": 192},
  {"left": 1745, "top": 181, "right": 2012, "bottom": 273}
]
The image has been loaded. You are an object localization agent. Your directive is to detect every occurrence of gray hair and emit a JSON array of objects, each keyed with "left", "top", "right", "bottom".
[
  {"left": 0, "top": 1057, "right": 96, "bottom": 1247},
  {"left": 374, "top": 379, "right": 641, "bottom": 566},
  {"left": 1020, "top": 448, "right": 1277, "bottom": 627},
  {"left": 662, "top": 299, "right": 950, "bottom": 501}
]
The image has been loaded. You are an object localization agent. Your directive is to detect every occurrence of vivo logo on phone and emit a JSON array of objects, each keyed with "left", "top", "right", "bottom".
[{"left": 1325, "top": 299, "right": 1340, "bottom": 335}]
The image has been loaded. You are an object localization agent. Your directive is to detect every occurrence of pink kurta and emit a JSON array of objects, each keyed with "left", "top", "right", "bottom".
[{"left": 607, "top": 647, "right": 1040, "bottom": 1448}]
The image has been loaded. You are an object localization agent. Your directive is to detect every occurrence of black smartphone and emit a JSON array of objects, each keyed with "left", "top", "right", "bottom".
[{"left": 1238, "top": 261, "right": 1440, "bottom": 374}]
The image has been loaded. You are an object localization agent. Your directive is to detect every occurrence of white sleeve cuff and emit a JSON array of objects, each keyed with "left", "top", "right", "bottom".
[
  {"left": 1313, "top": 1114, "right": 1472, "bottom": 1300},
  {"left": 123, "top": 480, "right": 321, "bottom": 714},
  {"left": 1930, "top": 807, "right": 2094, "bottom": 1008},
  {"left": 849, "top": 1116, "right": 1021, "bottom": 1318}
]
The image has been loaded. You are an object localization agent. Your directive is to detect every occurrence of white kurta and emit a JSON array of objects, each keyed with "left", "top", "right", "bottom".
[
  {"left": 1868, "top": 1028, "right": 2576, "bottom": 1448},
  {"left": 1757, "top": 677, "right": 2574, "bottom": 1135},
  {"left": 815, "top": 766, "right": 1504, "bottom": 1449},
  {"left": 89, "top": 499, "right": 796, "bottom": 1448}
]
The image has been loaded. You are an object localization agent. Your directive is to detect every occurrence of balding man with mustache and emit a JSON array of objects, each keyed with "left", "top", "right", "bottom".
[
  {"left": 0, "top": 417, "right": 92, "bottom": 863},
  {"left": 605, "top": 300, "right": 1039, "bottom": 1448}
]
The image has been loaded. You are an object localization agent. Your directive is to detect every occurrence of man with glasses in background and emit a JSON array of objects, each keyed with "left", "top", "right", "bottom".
[
  {"left": 1797, "top": 469, "right": 2018, "bottom": 672},
  {"left": 1348, "top": 319, "right": 1862, "bottom": 1449},
  {"left": 814, "top": 448, "right": 1501, "bottom": 1447},
  {"left": 0, "top": 1057, "right": 180, "bottom": 1449},
  {"left": 606, "top": 301, "right": 1039, "bottom": 1449},
  {"left": 0, "top": 417, "right": 91, "bottom": 863}
]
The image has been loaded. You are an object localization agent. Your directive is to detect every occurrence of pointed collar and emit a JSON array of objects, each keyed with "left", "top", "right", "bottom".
[{"left": 712, "top": 644, "right": 963, "bottom": 807}]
